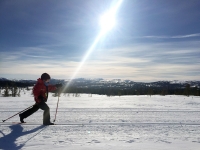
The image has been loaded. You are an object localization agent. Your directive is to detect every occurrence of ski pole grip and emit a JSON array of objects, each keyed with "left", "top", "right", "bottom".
[{"left": 2, "top": 120, "right": 5, "bottom": 122}]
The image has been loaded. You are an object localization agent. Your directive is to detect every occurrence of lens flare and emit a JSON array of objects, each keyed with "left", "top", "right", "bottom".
[{"left": 62, "top": 0, "right": 123, "bottom": 92}]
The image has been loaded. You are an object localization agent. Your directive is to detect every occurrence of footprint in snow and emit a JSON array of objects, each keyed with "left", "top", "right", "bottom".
[
  {"left": 43, "top": 136, "right": 50, "bottom": 138},
  {"left": 126, "top": 140, "right": 134, "bottom": 143},
  {"left": 87, "top": 140, "right": 101, "bottom": 143}
]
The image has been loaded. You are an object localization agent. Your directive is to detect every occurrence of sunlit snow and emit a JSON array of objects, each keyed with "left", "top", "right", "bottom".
[{"left": 0, "top": 88, "right": 200, "bottom": 149}]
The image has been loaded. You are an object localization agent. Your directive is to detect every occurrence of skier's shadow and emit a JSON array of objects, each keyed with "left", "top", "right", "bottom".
[{"left": 0, "top": 124, "right": 46, "bottom": 150}]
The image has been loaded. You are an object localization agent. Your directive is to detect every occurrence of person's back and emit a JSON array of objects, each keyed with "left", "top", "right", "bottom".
[{"left": 33, "top": 78, "right": 57, "bottom": 103}]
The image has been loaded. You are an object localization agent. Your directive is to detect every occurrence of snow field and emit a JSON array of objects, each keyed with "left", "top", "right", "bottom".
[{"left": 0, "top": 89, "right": 200, "bottom": 149}]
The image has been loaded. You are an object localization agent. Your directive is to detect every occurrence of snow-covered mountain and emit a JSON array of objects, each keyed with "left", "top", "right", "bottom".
[{"left": 0, "top": 78, "right": 9, "bottom": 81}]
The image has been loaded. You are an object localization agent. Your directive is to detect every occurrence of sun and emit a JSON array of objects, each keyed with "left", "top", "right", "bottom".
[
  {"left": 62, "top": 0, "right": 123, "bottom": 93},
  {"left": 99, "top": 11, "right": 116, "bottom": 32}
]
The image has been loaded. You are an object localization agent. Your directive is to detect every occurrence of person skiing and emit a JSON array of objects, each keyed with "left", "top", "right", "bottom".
[{"left": 19, "top": 73, "right": 62, "bottom": 125}]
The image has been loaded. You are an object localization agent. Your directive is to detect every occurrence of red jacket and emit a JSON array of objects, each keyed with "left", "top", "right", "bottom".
[{"left": 33, "top": 78, "right": 57, "bottom": 103}]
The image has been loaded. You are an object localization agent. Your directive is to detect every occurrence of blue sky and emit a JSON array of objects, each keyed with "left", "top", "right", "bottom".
[{"left": 0, "top": 0, "right": 200, "bottom": 81}]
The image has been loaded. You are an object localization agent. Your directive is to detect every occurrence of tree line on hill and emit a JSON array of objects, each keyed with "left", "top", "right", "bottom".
[
  {"left": 0, "top": 86, "right": 31, "bottom": 97},
  {"left": 62, "top": 83, "right": 199, "bottom": 97},
  {"left": 0, "top": 80, "right": 199, "bottom": 97},
  {"left": 0, "top": 80, "right": 33, "bottom": 97}
]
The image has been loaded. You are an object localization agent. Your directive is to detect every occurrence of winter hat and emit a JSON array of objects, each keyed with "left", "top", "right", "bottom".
[{"left": 41, "top": 73, "right": 51, "bottom": 80}]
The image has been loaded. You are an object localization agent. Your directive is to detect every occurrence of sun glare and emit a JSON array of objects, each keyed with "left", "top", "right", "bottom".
[
  {"left": 62, "top": 0, "right": 123, "bottom": 93},
  {"left": 99, "top": 11, "right": 116, "bottom": 32}
]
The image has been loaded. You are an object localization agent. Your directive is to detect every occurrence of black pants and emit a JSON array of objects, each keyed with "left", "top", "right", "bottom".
[{"left": 20, "top": 102, "right": 51, "bottom": 124}]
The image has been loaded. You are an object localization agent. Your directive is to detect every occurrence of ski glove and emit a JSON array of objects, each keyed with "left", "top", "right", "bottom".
[{"left": 55, "top": 84, "right": 62, "bottom": 88}]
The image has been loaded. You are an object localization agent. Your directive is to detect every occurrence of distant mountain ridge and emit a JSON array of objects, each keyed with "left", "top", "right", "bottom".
[
  {"left": 1, "top": 78, "right": 199, "bottom": 96},
  {"left": 0, "top": 77, "right": 200, "bottom": 88}
]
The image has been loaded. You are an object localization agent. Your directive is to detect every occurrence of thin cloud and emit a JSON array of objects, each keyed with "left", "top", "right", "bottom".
[
  {"left": 143, "top": 33, "right": 200, "bottom": 39},
  {"left": 23, "top": 54, "right": 53, "bottom": 58},
  {"left": 1, "top": 40, "right": 200, "bottom": 81},
  {"left": 0, "top": 47, "right": 59, "bottom": 61},
  {"left": 172, "top": 33, "right": 200, "bottom": 38}
]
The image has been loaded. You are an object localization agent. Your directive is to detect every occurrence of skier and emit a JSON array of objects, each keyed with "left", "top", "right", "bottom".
[{"left": 19, "top": 73, "right": 62, "bottom": 125}]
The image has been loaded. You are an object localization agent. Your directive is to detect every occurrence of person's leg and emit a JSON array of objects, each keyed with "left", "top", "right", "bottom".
[
  {"left": 38, "top": 102, "right": 51, "bottom": 124},
  {"left": 19, "top": 104, "right": 39, "bottom": 122}
]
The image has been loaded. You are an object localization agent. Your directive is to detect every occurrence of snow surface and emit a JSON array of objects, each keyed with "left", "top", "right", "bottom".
[{"left": 0, "top": 89, "right": 200, "bottom": 150}]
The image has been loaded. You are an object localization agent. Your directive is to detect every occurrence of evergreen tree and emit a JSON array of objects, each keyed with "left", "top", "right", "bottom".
[
  {"left": 161, "top": 89, "right": 168, "bottom": 96},
  {"left": 148, "top": 88, "right": 153, "bottom": 97},
  {"left": 12, "top": 86, "right": 18, "bottom": 97},
  {"left": 26, "top": 86, "right": 30, "bottom": 91},
  {"left": 197, "top": 89, "right": 200, "bottom": 96},
  {"left": 3, "top": 85, "right": 9, "bottom": 97},
  {"left": 118, "top": 91, "right": 121, "bottom": 97},
  {"left": 184, "top": 84, "right": 190, "bottom": 97},
  {"left": 17, "top": 88, "right": 21, "bottom": 97}
]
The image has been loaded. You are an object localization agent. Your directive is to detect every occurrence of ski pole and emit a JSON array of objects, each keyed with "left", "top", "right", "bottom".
[
  {"left": 2, "top": 105, "right": 34, "bottom": 122},
  {"left": 53, "top": 94, "right": 60, "bottom": 122}
]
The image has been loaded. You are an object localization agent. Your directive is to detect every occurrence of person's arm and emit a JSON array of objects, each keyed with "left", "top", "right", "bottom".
[
  {"left": 47, "top": 85, "right": 57, "bottom": 92},
  {"left": 48, "top": 84, "right": 62, "bottom": 92}
]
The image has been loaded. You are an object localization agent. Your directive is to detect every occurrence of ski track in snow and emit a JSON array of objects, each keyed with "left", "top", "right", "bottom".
[
  {"left": 1, "top": 124, "right": 200, "bottom": 150},
  {"left": 0, "top": 91, "right": 200, "bottom": 149}
]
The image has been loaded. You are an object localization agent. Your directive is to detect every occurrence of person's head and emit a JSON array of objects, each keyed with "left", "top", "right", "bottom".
[{"left": 41, "top": 73, "right": 51, "bottom": 83}]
